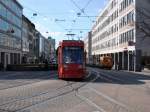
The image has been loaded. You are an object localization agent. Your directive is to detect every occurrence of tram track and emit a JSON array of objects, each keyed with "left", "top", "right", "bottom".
[
  {"left": 0, "top": 69, "right": 143, "bottom": 112},
  {"left": 90, "top": 67, "right": 150, "bottom": 94},
  {"left": 88, "top": 67, "right": 146, "bottom": 85},
  {"left": 0, "top": 72, "right": 57, "bottom": 91},
  {"left": 84, "top": 67, "right": 150, "bottom": 112},
  {"left": 0, "top": 71, "right": 97, "bottom": 112},
  {"left": 0, "top": 68, "right": 142, "bottom": 112},
  {"left": 0, "top": 71, "right": 56, "bottom": 82},
  {"left": 100, "top": 69, "right": 150, "bottom": 91}
]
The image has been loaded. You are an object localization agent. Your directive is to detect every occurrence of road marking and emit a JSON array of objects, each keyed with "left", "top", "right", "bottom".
[
  {"left": 89, "top": 69, "right": 130, "bottom": 109},
  {"left": 76, "top": 93, "right": 107, "bottom": 112},
  {"left": 91, "top": 70, "right": 114, "bottom": 82},
  {"left": 91, "top": 74, "right": 99, "bottom": 83},
  {"left": 93, "top": 111, "right": 100, "bottom": 112},
  {"left": 0, "top": 74, "right": 57, "bottom": 91},
  {"left": 87, "top": 68, "right": 136, "bottom": 112},
  {"left": 99, "top": 71, "right": 125, "bottom": 82},
  {"left": 89, "top": 68, "right": 124, "bottom": 83},
  {"left": 75, "top": 73, "right": 106, "bottom": 112},
  {"left": 89, "top": 88, "right": 129, "bottom": 110},
  {"left": 85, "top": 72, "right": 91, "bottom": 78}
]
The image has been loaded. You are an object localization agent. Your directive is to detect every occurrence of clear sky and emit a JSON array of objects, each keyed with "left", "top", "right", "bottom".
[{"left": 19, "top": 0, "right": 107, "bottom": 46}]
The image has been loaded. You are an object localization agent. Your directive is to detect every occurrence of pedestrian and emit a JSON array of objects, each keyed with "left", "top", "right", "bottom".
[{"left": 116, "top": 61, "right": 119, "bottom": 70}]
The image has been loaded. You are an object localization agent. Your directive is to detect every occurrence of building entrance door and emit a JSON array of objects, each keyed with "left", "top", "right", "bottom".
[
  {"left": 6, "top": 54, "right": 8, "bottom": 66},
  {"left": 1, "top": 52, "right": 5, "bottom": 69}
]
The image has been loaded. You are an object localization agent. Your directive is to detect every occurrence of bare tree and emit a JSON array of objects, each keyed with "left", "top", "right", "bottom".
[{"left": 136, "top": 7, "right": 150, "bottom": 40}]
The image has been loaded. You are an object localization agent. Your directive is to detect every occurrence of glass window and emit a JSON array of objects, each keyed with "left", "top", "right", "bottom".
[
  {"left": 11, "top": 1, "right": 22, "bottom": 17},
  {"left": 63, "top": 46, "right": 84, "bottom": 64},
  {"left": 7, "top": 11, "right": 13, "bottom": 22},
  {"left": 0, "top": 19, "right": 8, "bottom": 31},
  {"left": 12, "top": 26, "right": 21, "bottom": 38},
  {"left": 0, "top": 4, "right": 7, "bottom": 18}
]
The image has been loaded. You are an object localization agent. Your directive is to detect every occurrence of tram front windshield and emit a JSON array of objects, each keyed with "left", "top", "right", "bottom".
[{"left": 63, "top": 46, "right": 83, "bottom": 64}]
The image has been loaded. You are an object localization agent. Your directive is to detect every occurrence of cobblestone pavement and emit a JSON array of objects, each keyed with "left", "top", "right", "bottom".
[{"left": 0, "top": 69, "right": 150, "bottom": 112}]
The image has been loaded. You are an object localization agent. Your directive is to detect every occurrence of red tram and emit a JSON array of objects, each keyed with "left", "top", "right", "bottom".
[{"left": 57, "top": 40, "right": 86, "bottom": 79}]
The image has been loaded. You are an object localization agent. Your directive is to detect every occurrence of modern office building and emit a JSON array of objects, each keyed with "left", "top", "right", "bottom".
[
  {"left": 84, "top": 32, "right": 92, "bottom": 64},
  {"left": 91, "top": 0, "right": 150, "bottom": 71},
  {"left": 0, "top": 0, "right": 23, "bottom": 68},
  {"left": 44, "top": 38, "right": 51, "bottom": 62},
  {"left": 38, "top": 34, "right": 51, "bottom": 63},
  {"left": 48, "top": 37, "right": 56, "bottom": 62}
]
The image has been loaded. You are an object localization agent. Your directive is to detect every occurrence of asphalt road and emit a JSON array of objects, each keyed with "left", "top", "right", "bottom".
[{"left": 0, "top": 68, "right": 150, "bottom": 112}]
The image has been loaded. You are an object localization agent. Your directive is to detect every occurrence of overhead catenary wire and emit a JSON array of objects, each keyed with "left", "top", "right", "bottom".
[
  {"left": 23, "top": 5, "right": 70, "bottom": 36},
  {"left": 83, "top": 0, "right": 94, "bottom": 11},
  {"left": 23, "top": 5, "right": 77, "bottom": 15},
  {"left": 22, "top": 1, "right": 95, "bottom": 39},
  {"left": 69, "top": 0, "right": 96, "bottom": 36}
]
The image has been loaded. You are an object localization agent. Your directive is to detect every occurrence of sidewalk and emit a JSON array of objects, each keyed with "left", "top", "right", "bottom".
[
  {"left": 130, "top": 69, "right": 150, "bottom": 76},
  {"left": 142, "top": 69, "right": 150, "bottom": 74},
  {"left": 112, "top": 68, "right": 150, "bottom": 76}
]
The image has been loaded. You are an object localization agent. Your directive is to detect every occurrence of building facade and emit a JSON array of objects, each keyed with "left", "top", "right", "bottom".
[
  {"left": 0, "top": 0, "right": 23, "bottom": 68},
  {"left": 84, "top": 32, "right": 92, "bottom": 64},
  {"left": 44, "top": 38, "right": 51, "bottom": 62},
  {"left": 48, "top": 37, "right": 56, "bottom": 63},
  {"left": 38, "top": 34, "right": 51, "bottom": 63},
  {"left": 91, "top": 0, "right": 150, "bottom": 71},
  {"left": 22, "top": 15, "right": 30, "bottom": 63}
]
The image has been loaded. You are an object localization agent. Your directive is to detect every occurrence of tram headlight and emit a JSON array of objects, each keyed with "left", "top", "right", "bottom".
[{"left": 78, "top": 65, "right": 83, "bottom": 69}]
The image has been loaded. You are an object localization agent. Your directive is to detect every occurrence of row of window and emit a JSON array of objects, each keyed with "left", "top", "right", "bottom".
[
  {"left": 119, "top": 11, "right": 134, "bottom": 28},
  {"left": 0, "top": 4, "right": 22, "bottom": 28},
  {"left": 22, "top": 26, "right": 29, "bottom": 52},
  {"left": 22, "top": 37, "right": 29, "bottom": 52},
  {"left": 93, "top": 0, "right": 118, "bottom": 30},
  {"left": 110, "top": 0, "right": 117, "bottom": 10},
  {"left": 92, "top": 37, "right": 117, "bottom": 51},
  {"left": 22, "top": 29, "right": 27, "bottom": 37},
  {"left": 93, "top": 0, "right": 135, "bottom": 36},
  {"left": 92, "top": 29, "right": 135, "bottom": 51},
  {"left": 0, "top": 18, "right": 21, "bottom": 38},
  {"left": 92, "top": 23, "right": 118, "bottom": 44},
  {"left": 93, "top": 9, "right": 118, "bottom": 37},
  {"left": 119, "top": 29, "right": 134, "bottom": 44},
  {"left": 0, "top": 0, "right": 22, "bottom": 17},
  {"left": 0, "top": 33, "right": 21, "bottom": 49},
  {"left": 119, "top": 0, "right": 134, "bottom": 12},
  {"left": 96, "top": 0, "right": 118, "bottom": 28},
  {"left": 92, "top": 9, "right": 135, "bottom": 45}
]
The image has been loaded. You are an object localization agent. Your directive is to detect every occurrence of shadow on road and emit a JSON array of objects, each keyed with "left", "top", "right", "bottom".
[
  {"left": 0, "top": 71, "right": 58, "bottom": 80},
  {"left": 0, "top": 69, "right": 150, "bottom": 85},
  {"left": 88, "top": 69, "right": 150, "bottom": 85}
]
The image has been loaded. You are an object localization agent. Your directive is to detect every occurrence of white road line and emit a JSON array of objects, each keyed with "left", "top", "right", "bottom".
[
  {"left": 76, "top": 72, "right": 106, "bottom": 112},
  {"left": 85, "top": 71, "right": 91, "bottom": 79},
  {"left": 87, "top": 68, "right": 135, "bottom": 112},
  {"left": 99, "top": 71, "right": 125, "bottom": 82},
  {"left": 89, "top": 68, "right": 125, "bottom": 82},
  {"left": 90, "top": 70, "right": 113, "bottom": 82},
  {"left": 89, "top": 88, "right": 129, "bottom": 110},
  {"left": 91, "top": 74, "right": 99, "bottom": 83},
  {"left": 76, "top": 93, "right": 107, "bottom": 112}
]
